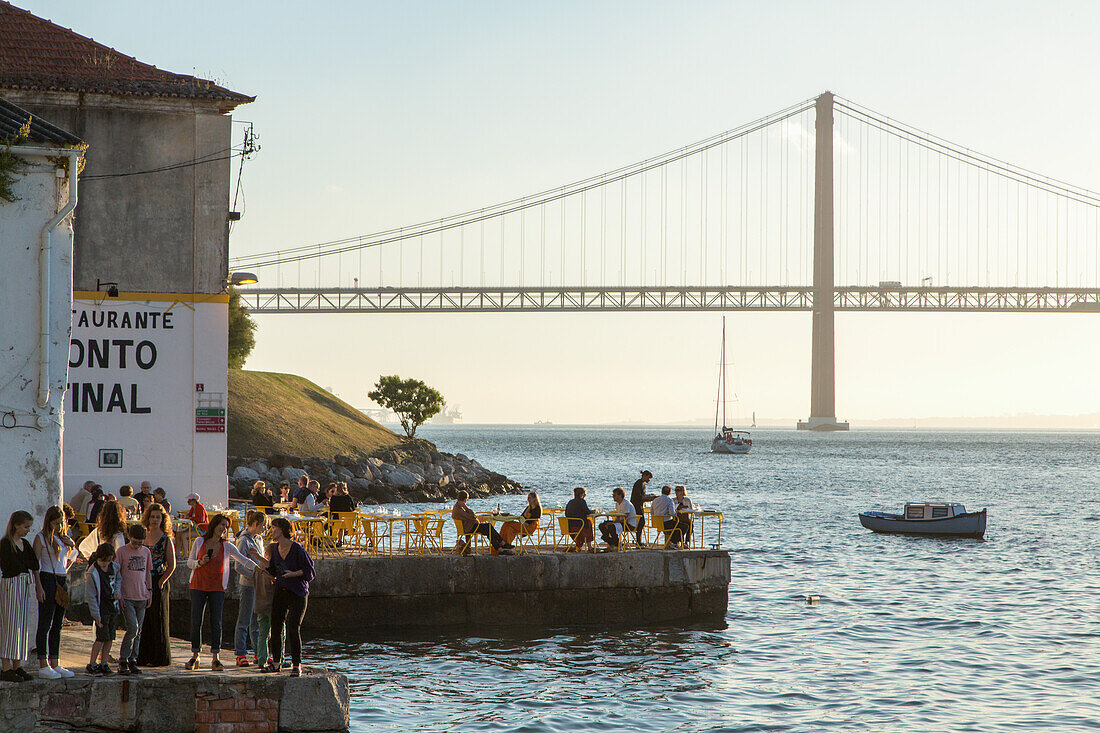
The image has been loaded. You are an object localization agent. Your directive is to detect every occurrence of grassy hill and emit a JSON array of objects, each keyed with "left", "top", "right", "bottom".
[{"left": 228, "top": 369, "right": 402, "bottom": 459}]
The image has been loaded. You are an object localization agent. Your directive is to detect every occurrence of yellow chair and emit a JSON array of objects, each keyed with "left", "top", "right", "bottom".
[
  {"left": 556, "top": 516, "right": 589, "bottom": 552},
  {"left": 512, "top": 519, "right": 540, "bottom": 555},
  {"left": 452, "top": 518, "right": 486, "bottom": 556},
  {"left": 410, "top": 514, "right": 446, "bottom": 556},
  {"left": 649, "top": 514, "right": 680, "bottom": 549},
  {"left": 326, "top": 512, "right": 357, "bottom": 554},
  {"left": 356, "top": 515, "right": 392, "bottom": 557}
]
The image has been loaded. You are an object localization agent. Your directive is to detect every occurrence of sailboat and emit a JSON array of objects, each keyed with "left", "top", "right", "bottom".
[{"left": 711, "top": 317, "right": 752, "bottom": 454}]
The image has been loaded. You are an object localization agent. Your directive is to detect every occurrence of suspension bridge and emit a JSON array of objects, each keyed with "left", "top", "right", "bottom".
[{"left": 232, "top": 92, "right": 1100, "bottom": 430}]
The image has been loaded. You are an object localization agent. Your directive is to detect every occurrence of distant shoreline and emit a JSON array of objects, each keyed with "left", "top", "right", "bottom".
[{"left": 420, "top": 420, "right": 1100, "bottom": 431}]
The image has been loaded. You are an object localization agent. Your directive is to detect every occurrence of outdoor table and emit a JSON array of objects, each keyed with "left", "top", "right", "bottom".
[
  {"left": 358, "top": 513, "right": 414, "bottom": 556},
  {"left": 476, "top": 513, "right": 530, "bottom": 553}
]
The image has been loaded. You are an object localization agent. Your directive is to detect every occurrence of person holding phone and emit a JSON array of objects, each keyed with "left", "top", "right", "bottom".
[{"left": 184, "top": 514, "right": 261, "bottom": 671}]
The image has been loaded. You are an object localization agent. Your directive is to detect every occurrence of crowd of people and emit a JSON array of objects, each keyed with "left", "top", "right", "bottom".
[
  {"left": 449, "top": 469, "right": 699, "bottom": 554},
  {"left": 0, "top": 468, "right": 697, "bottom": 683},
  {"left": 0, "top": 479, "right": 317, "bottom": 683}
]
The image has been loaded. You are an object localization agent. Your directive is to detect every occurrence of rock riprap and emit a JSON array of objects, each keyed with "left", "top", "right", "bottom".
[{"left": 228, "top": 441, "right": 523, "bottom": 504}]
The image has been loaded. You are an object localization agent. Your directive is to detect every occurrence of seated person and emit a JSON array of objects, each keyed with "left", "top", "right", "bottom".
[
  {"left": 650, "top": 485, "right": 683, "bottom": 548},
  {"left": 277, "top": 483, "right": 291, "bottom": 504},
  {"left": 153, "top": 487, "right": 172, "bottom": 515},
  {"left": 328, "top": 483, "right": 357, "bottom": 513},
  {"left": 598, "top": 487, "right": 638, "bottom": 547},
  {"left": 184, "top": 492, "right": 209, "bottom": 530},
  {"left": 300, "top": 480, "right": 325, "bottom": 513},
  {"left": 451, "top": 491, "right": 512, "bottom": 555},
  {"left": 564, "top": 487, "right": 595, "bottom": 551},
  {"left": 251, "top": 481, "right": 276, "bottom": 514},
  {"left": 673, "top": 485, "right": 695, "bottom": 546},
  {"left": 116, "top": 485, "right": 141, "bottom": 515},
  {"left": 501, "top": 492, "right": 542, "bottom": 545}
]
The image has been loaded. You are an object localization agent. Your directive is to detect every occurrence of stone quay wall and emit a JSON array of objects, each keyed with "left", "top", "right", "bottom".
[{"left": 165, "top": 549, "right": 732, "bottom": 631}]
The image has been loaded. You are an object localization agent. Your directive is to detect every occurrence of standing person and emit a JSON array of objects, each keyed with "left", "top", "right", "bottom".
[
  {"left": 0, "top": 511, "right": 39, "bottom": 683},
  {"left": 86, "top": 542, "right": 121, "bottom": 676},
  {"left": 564, "top": 487, "right": 596, "bottom": 552},
  {"left": 71, "top": 481, "right": 95, "bottom": 517},
  {"left": 153, "top": 487, "right": 172, "bottom": 515},
  {"left": 136, "top": 503, "right": 175, "bottom": 667},
  {"left": 184, "top": 493, "right": 209, "bottom": 530},
  {"left": 251, "top": 482, "right": 275, "bottom": 515},
  {"left": 33, "top": 506, "right": 78, "bottom": 678},
  {"left": 234, "top": 511, "right": 268, "bottom": 667},
  {"left": 115, "top": 525, "right": 152, "bottom": 675},
  {"left": 185, "top": 514, "right": 260, "bottom": 671},
  {"left": 86, "top": 485, "right": 106, "bottom": 523},
  {"left": 266, "top": 517, "right": 315, "bottom": 677},
  {"left": 253, "top": 541, "right": 277, "bottom": 673},
  {"left": 630, "top": 470, "right": 656, "bottom": 545},
  {"left": 79, "top": 500, "right": 126, "bottom": 559},
  {"left": 673, "top": 485, "right": 695, "bottom": 547},
  {"left": 451, "top": 491, "right": 512, "bottom": 555},
  {"left": 500, "top": 492, "right": 542, "bottom": 546}
]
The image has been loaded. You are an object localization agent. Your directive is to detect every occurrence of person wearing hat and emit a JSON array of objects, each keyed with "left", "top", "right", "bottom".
[
  {"left": 630, "top": 470, "right": 656, "bottom": 546},
  {"left": 184, "top": 494, "right": 209, "bottom": 531}
]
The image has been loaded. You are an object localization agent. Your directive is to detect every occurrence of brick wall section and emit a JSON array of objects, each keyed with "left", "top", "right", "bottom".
[{"left": 195, "top": 688, "right": 280, "bottom": 733}]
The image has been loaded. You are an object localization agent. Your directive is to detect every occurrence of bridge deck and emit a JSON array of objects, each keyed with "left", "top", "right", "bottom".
[{"left": 239, "top": 286, "right": 1100, "bottom": 314}]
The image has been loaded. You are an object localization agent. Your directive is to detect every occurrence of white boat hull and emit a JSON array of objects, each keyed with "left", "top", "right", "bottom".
[{"left": 711, "top": 438, "right": 751, "bottom": 454}]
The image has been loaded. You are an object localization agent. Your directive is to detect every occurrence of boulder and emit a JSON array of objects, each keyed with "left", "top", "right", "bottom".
[
  {"left": 269, "top": 454, "right": 303, "bottom": 469},
  {"left": 282, "top": 467, "right": 309, "bottom": 482},
  {"left": 232, "top": 466, "right": 260, "bottom": 481},
  {"left": 247, "top": 460, "right": 269, "bottom": 475},
  {"left": 380, "top": 464, "right": 421, "bottom": 489}
]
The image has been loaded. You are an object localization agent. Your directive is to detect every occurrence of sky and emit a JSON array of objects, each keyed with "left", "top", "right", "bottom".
[{"left": 27, "top": 1, "right": 1100, "bottom": 424}]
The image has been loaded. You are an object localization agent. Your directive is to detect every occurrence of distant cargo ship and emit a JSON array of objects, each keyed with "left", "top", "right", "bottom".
[
  {"left": 429, "top": 404, "right": 463, "bottom": 425},
  {"left": 534, "top": 420, "right": 553, "bottom": 425}
]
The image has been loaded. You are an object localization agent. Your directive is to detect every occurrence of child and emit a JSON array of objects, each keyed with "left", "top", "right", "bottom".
[
  {"left": 86, "top": 543, "right": 121, "bottom": 676},
  {"left": 115, "top": 524, "right": 152, "bottom": 675}
]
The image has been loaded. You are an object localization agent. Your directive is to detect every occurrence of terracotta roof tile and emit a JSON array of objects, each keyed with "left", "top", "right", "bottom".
[{"left": 0, "top": 2, "right": 254, "bottom": 107}]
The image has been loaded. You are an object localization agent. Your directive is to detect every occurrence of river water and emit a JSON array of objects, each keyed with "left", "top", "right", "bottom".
[{"left": 305, "top": 427, "right": 1100, "bottom": 732}]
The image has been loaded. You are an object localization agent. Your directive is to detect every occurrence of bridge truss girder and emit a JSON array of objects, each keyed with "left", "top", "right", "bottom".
[{"left": 238, "top": 286, "right": 1100, "bottom": 314}]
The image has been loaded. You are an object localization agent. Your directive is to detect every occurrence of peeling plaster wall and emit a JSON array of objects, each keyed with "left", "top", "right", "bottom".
[{"left": 0, "top": 154, "right": 74, "bottom": 526}]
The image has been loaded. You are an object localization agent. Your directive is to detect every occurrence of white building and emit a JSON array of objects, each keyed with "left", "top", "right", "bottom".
[{"left": 0, "top": 97, "right": 84, "bottom": 526}]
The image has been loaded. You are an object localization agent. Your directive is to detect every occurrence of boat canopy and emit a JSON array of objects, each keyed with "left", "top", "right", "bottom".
[{"left": 903, "top": 503, "right": 966, "bottom": 520}]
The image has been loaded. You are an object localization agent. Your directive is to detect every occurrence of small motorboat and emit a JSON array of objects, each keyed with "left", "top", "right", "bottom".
[{"left": 859, "top": 503, "right": 987, "bottom": 538}]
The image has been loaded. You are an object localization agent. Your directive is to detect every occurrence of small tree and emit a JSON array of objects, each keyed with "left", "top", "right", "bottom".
[
  {"left": 368, "top": 375, "right": 444, "bottom": 438},
  {"left": 227, "top": 285, "right": 257, "bottom": 369}
]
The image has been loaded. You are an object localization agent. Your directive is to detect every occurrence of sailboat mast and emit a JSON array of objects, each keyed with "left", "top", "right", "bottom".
[
  {"left": 714, "top": 317, "right": 724, "bottom": 434},
  {"left": 721, "top": 317, "right": 728, "bottom": 430}
]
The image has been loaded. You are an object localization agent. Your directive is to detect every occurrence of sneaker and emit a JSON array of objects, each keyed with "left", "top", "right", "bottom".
[
  {"left": 0, "top": 669, "right": 22, "bottom": 683},
  {"left": 259, "top": 660, "right": 278, "bottom": 673},
  {"left": 252, "top": 655, "right": 259, "bottom": 666},
  {"left": 118, "top": 664, "right": 131, "bottom": 676},
  {"left": 501, "top": 543, "right": 514, "bottom": 550},
  {"left": 14, "top": 668, "right": 32, "bottom": 681},
  {"left": 289, "top": 666, "right": 301, "bottom": 677},
  {"left": 211, "top": 658, "right": 224, "bottom": 672},
  {"left": 84, "top": 664, "right": 101, "bottom": 676},
  {"left": 185, "top": 656, "right": 200, "bottom": 671},
  {"left": 98, "top": 664, "right": 114, "bottom": 677},
  {"left": 499, "top": 548, "right": 514, "bottom": 556},
  {"left": 281, "top": 660, "right": 291, "bottom": 669},
  {"left": 128, "top": 661, "right": 141, "bottom": 675},
  {"left": 54, "top": 666, "right": 75, "bottom": 678},
  {"left": 236, "top": 655, "right": 250, "bottom": 667},
  {"left": 38, "top": 666, "right": 62, "bottom": 680}
]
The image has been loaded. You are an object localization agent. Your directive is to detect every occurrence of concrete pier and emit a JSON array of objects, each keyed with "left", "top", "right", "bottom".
[
  {"left": 161, "top": 550, "right": 732, "bottom": 631},
  {"left": 0, "top": 624, "right": 349, "bottom": 733}
]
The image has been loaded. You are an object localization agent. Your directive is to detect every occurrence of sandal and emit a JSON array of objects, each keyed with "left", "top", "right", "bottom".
[{"left": 185, "top": 656, "right": 200, "bottom": 671}]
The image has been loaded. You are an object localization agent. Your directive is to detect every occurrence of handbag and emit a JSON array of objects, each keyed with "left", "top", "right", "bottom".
[{"left": 54, "top": 584, "right": 70, "bottom": 608}]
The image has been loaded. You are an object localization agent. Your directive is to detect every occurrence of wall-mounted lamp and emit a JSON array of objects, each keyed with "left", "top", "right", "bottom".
[
  {"left": 96, "top": 279, "right": 119, "bottom": 297},
  {"left": 227, "top": 272, "right": 258, "bottom": 287}
]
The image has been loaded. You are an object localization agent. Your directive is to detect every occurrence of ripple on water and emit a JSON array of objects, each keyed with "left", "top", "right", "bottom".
[{"left": 305, "top": 428, "right": 1100, "bottom": 732}]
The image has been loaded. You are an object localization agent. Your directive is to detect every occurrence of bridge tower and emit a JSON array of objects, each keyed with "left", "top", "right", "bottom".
[{"left": 798, "top": 92, "right": 849, "bottom": 431}]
